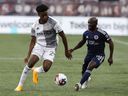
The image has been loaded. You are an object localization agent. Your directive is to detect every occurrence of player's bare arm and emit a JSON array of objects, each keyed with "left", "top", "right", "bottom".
[
  {"left": 107, "top": 39, "right": 114, "bottom": 65},
  {"left": 58, "top": 31, "right": 72, "bottom": 59},
  {"left": 70, "top": 36, "right": 86, "bottom": 53},
  {"left": 24, "top": 36, "right": 36, "bottom": 63}
]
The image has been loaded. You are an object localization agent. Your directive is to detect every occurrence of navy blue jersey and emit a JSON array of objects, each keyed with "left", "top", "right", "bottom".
[{"left": 83, "top": 28, "right": 111, "bottom": 54}]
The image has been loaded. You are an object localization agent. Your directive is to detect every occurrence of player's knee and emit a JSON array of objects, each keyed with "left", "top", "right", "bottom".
[
  {"left": 87, "top": 64, "right": 95, "bottom": 70},
  {"left": 27, "top": 63, "right": 34, "bottom": 68},
  {"left": 43, "top": 60, "right": 52, "bottom": 72}
]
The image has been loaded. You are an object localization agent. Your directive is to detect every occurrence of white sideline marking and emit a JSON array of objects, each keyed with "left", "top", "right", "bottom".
[
  {"left": 114, "top": 39, "right": 128, "bottom": 45},
  {"left": 0, "top": 57, "right": 127, "bottom": 61},
  {"left": 0, "top": 39, "right": 127, "bottom": 61},
  {"left": 0, "top": 57, "right": 83, "bottom": 60}
]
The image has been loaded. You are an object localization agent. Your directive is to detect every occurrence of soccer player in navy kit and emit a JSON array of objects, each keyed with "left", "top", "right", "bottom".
[{"left": 70, "top": 17, "right": 114, "bottom": 91}]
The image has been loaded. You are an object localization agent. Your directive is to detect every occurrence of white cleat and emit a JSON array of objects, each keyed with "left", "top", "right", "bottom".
[
  {"left": 88, "top": 77, "right": 91, "bottom": 81},
  {"left": 81, "top": 81, "right": 88, "bottom": 89},
  {"left": 81, "top": 77, "right": 91, "bottom": 89},
  {"left": 75, "top": 83, "right": 81, "bottom": 91}
]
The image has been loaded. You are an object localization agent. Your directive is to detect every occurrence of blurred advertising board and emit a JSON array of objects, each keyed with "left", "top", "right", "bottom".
[{"left": 0, "top": 16, "right": 128, "bottom": 36}]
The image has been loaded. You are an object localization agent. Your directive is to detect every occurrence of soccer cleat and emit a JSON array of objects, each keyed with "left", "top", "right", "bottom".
[
  {"left": 81, "top": 81, "right": 88, "bottom": 89},
  {"left": 14, "top": 86, "right": 23, "bottom": 92},
  {"left": 81, "top": 77, "right": 91, "bottom": 89},
  {"left": 32, "top": 68, "right": 38, "bottom": 84},
  {"left": 88, "top": 77, "right": 91, "bottom": 81},
  {"left": 75, "top": 83, "right": 81, "bottom": 91}
]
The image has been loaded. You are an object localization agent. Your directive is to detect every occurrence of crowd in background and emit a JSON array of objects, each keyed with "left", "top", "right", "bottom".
[{"left": 0, "top": 0, "right": 128, "bottom": 17}]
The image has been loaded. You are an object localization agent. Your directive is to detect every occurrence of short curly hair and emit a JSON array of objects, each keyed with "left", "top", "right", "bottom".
[{"left": 36, "top": 4, "right": 49, "bottom": 13}]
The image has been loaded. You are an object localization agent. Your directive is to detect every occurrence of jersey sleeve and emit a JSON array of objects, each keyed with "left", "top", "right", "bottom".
[
  {"left": 31, "top": 28, "right": 35, "bottom": 36},
  {"left": 31, "top": 23, "right": 36, "bottom": 36},
  {"left": 104, "top": 32, "right": 111, "bottom": 41},
  {"left": 54, "top": 23, "right": 63, "bottom": 33},
  {"left": 98, "top": 28, "right": 111, "bottom": 41},
  {"left": 83, "top": 31, "right": 87, "bottom": 40}
]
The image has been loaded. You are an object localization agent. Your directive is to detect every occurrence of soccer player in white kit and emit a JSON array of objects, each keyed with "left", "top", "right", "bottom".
[{"left": 15, "top": 4, "right": 72, "bottom": 91}]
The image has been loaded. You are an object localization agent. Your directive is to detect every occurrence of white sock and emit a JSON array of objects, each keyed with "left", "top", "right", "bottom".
[
  {"left": 17, "top": 65, "right": 31, "bottom": 86},
  {"left": 34, "top": 66, "right": 44, "bottom": 73}
]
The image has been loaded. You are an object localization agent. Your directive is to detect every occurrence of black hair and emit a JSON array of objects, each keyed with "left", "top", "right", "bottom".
[
  {"left": 36, "top": 4, "right": 49, "bottom": 13},
  {"left": 88, "top": 17, "right": 98, "bottom": 24}
]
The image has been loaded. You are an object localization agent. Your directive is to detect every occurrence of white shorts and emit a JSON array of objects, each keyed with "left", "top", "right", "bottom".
[{"left": 31, "top": 44, "right": 56, "bottom": 62}]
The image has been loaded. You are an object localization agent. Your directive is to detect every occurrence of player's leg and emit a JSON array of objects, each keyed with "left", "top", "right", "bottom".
[
  {"left": 82, "top": 63, "right": 88, "bottom": 76},
  {"left": 33, "top": 47, "right": 55, "bottom": 84},
  {"left": 75, "top": 55, "right": 105, "bottom": 91},
  {"left": 42, "top": 47, "right": 55, "bottom": 72},
  {"left": 15, "top": 55, "right": 39, "bottom": 91},
  {"left": 79, "top": 60, "right": 96, "bottom": 85},
  {"left": 82, "top": 55, "right": 94, "bottom": 75},
  {"left": 32, "top": 60, "right": 53, "bottom": 84},
  {"left": 75, "top": 60, "right": 96, "bottom": 91},
  {"left": 32, "top": 59, "right": 53, "bottom": 73},
  {"left": 43, "top": 60, "right": 53, "bottom": 72},
  {"left": 81, "top": 55, "right": 92, "bottom": 89}
]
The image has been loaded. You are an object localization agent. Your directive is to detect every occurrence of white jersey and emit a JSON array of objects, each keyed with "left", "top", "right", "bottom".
[{"left": 31, "top": 16, "right": 63, "bottom": 48}]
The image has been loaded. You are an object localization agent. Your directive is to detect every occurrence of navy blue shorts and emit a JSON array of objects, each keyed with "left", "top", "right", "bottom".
[
  {"left": 91, "top": 54, "right": 105, "bottom": 68},
  {"left": 82, "top": 54, "right": 105, "bottom": 74}
]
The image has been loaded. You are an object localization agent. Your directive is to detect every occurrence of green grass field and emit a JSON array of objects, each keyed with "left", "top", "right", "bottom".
[{"left": 0, "top": 34, "right": 128, "bottom": 96}]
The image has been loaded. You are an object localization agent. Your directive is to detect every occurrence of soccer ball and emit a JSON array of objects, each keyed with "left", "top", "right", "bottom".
[{"left": 54, "top": 73, "right": 67, "bottom": 86}]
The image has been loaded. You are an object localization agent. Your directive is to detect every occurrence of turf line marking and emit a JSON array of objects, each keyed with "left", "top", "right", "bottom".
[
  {"left": 114, "top": 39, "right": 128, "bottom": 45},
  {"left": 0, "top": 57, "right": 127, "bottom": 61}
]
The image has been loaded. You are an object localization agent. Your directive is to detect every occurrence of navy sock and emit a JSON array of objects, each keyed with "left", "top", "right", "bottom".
[{"left": 80, "top": 70, "right": 91, "bottom": 85}]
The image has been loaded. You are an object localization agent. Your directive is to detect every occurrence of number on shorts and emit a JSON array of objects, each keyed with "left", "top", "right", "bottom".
[
  {"left": 49, "top": 51, "right": 55, "bottom": 56},
  {"left": 96, "top": 55, "right": 105, "bottom": 63}
]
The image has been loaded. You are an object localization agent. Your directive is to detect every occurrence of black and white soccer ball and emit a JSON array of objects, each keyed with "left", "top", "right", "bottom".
[{"left": 54, "top": 73, "right": 67, "bottom": 86}]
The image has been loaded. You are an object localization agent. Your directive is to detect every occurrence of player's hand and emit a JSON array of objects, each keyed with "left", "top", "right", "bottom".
[
  {"left": 24, "top": 57, "right": 29, "bottom": 64},
  {"left": 108, "top": 57, "right": 113, "bottom": 66},
  {"left": 69, "top": 49, "right": 74, "bottom": 53},
  {"left": 65, "top": 50, "right": 72, "bottom": 60}
]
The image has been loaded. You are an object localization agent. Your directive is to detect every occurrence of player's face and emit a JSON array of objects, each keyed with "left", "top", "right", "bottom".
[
  {"left": 88, "top": 18, "right": 97, "bottom": 31},
  {"left": 38, "top": 11, "right": 48, "bottom": 23}
]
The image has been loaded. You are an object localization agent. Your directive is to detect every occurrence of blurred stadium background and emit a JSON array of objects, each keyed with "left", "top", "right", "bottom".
[
  {"left": 0, "top": 0, "right": 127, "bottom": 17},
  {"left": 0, "top": 0, "right": 128, "bottom": 96},
  {"left": 0, "top": 0, "right": 128, "bottom": 35}
]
